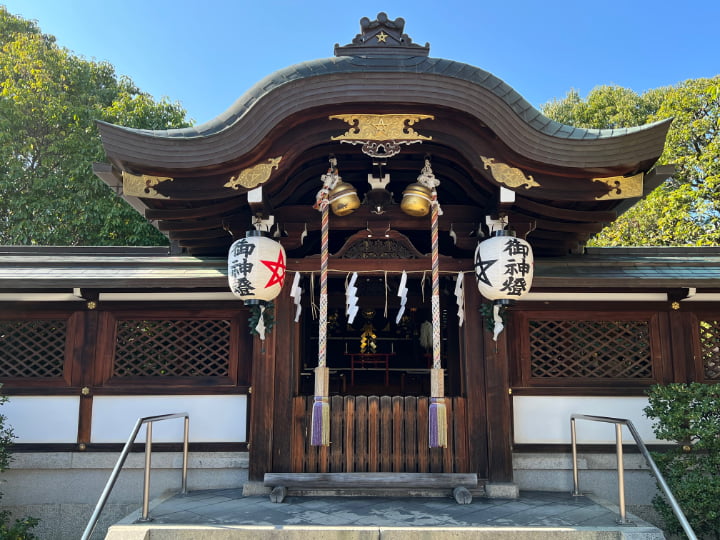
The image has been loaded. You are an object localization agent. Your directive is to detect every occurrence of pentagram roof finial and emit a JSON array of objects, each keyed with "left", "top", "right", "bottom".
[{"left": 334, "top": 12, "right": 430, "bottom": 57}]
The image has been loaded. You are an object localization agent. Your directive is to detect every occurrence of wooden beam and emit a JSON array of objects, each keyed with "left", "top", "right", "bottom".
[
  {"left": 528, "top": 229, "right": 591, "bottom": 243},
  {"left": 287, "top": 257, "right": 473, "bottom": 274},
  {"left": 177, "top": 237, "right": 233, "bottom": 249},
  {"left": 168, "top": 229, "right": 231, "bottom": 241},
  {"left": 157, "top": 218, "right": 225, "bottom": 232},
  {"left": 144, "top": 197, "right": 245, "bottom": 220},
  {"left": 532, "top": 218, "right": 605, "bottom": 234},
  {"left": 513, "top": 197, "right": 616, "bottom": 223}
]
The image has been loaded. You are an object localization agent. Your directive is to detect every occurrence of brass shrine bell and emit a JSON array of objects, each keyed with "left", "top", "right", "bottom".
[
  {"left": 328, "top": 181, "right": 361, "bottom": 216},
  {"left": 400, "top": 182, "right": 432, "bottom": 216}
]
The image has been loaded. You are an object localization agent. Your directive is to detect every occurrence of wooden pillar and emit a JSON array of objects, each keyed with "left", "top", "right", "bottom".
[
  {"left": 71, "top": 307, "right": 100, "bottom": 447},
  {"left": 461, "top": 287, "right": 488, "bottom": 478},
  {"left": 483, "top": 304, "right": 513, "bottom": 483},
  {"left": 271, "top": 287, "right": 297, "bottom": 472},
  {"left": 248, "top": 285, "right": 295, "bottom": 480},
  {"left": 667, "top": 309, "right": 698, "bottom": 383},
  {"left": 248, "top": 305, "right": 278, "bottom": 481}
]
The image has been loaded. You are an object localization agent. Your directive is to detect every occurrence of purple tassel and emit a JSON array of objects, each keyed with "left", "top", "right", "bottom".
[
  {"left": 311, "top": 396, "right": 323, "bottom": 445},
  {"left": 429, "top": 397, "right": 447, "bottom": 448},
  {"left": 429, "top": 400, "right": 439, "bottom": 448},
  {"left": 310, "top": 396, "right": 329, "bottom": 446}
]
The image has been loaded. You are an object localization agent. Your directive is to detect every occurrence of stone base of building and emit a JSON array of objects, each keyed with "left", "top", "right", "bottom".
[{"left": 1, "top": 451, "right": 659, "bottom": 539}]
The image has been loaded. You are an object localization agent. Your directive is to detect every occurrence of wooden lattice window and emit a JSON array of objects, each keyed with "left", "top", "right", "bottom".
[
  {"left": 113, "top": 319, "right": 231, "bottom": 377},
  {"left": 698, "top": 320, "right": 720, "bottom": 380},
  {"left": 528, "top": 319, "right": 652, "bottom": 379},
  {"left": 0, "top": 319, "right": 66, "bottom": 378}
]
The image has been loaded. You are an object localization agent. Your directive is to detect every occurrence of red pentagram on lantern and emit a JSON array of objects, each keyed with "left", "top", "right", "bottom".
[{"left": 261, "top": 250, "right": 286, "bottom": 288}]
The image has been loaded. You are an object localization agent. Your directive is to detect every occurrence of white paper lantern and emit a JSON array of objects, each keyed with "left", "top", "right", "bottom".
[
  {"left": 228, "top": 231, "right": 286, "bottom": 304},
  {"left": 474, "top": 230, "right": 533, "bottom": 302}
]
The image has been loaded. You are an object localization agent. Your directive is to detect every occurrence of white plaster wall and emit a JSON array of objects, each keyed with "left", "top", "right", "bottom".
[
  {"left": 3, "top": 396, "right": 80, "bottom": 443},
  {"left": 91, "top": 395, "right": 247, "bottom": 443},
  {"left": 513, "top": 396, "right": 662, "bottom": 444}
]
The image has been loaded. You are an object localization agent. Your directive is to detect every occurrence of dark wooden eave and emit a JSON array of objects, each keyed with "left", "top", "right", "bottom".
[{"left": 97, "top": 60, "right": 670, "bottom": 173}]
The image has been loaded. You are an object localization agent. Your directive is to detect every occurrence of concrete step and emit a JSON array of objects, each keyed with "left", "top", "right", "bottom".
[
  {"left": 106, "top": 524, "right": 665, "bottom": 539},
  {"left": 103, "top": 490, "right": 666, "bottom": 540}
]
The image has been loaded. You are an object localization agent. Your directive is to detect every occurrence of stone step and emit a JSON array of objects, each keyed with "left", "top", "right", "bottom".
[
  {"left": 106, "top": 524, "right": 665, "bottom": 540},
  {"left": 103, "top": 490, "right": 667, "bottom": 540}
]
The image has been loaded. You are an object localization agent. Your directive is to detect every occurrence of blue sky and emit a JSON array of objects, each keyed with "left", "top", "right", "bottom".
[{"left": 3, "top": 0, "right": 719, "bottom": 125}]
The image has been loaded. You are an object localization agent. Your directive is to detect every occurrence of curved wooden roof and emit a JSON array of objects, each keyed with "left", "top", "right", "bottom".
[
  {"left": 95, "top": 13, "right": 672, "bottom": 258},
  {"left": 98, "top": 56, "right": 670, "bottom": 172}
]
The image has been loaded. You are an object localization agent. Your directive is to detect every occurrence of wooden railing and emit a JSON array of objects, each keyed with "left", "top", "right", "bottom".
[{"left": 292, "top": 395, "right": 469, "bottom": 473}]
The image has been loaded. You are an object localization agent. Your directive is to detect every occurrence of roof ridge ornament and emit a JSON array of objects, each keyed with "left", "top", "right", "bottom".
[{"left": 334, "top": 12, "right": 430, "bottom": 58}]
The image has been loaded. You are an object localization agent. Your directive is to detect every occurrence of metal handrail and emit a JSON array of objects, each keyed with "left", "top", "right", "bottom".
[
  {"left": 81, "top": 412, "right": 190, "bottom": 540},
  {"left": 570, "top": 413, "right": 696, "bottom": 540}
]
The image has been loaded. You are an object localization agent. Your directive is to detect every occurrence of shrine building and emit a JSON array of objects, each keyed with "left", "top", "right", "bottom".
[{"left": 1, "top": 12, "right": 719, "bottom": 536}]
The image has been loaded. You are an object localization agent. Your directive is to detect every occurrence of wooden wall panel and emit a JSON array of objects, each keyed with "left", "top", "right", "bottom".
[{"left": 291, "top": 395, "right": 469, "bottom": 473}]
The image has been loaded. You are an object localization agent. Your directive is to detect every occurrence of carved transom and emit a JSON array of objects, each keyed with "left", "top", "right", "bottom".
[{"left": 341, "top": 238, "right": 418, "bottom": 259}]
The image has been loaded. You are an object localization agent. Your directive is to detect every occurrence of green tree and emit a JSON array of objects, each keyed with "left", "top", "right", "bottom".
[
  {"left": 542, "top": 78, "right": 720, "bottom": 246},
  {"left": 542, "top": 85, "right": 662, "bottom": 129},
  {"left": 644, "top": 383, "right": 720, "bottom": 539},
  {"left": 0, "top": 7, "right": 190, "bottom": 246}
]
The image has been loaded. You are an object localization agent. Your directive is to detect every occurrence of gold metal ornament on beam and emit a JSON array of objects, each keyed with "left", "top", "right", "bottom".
[
  {"left": 330, "top": 114, "right": 434, "bottom": 158},
  {"left": 593, "top": 172, "right": 644, "bottom": 200},
  {"left": 480, "top": 156, "right": 540, "bottom": 190},
  {"left": 330, "top": 114, "right": 433, "bottom": 141},
  {"left": 121, "top": 171, "right": 174, "bottom": 199},
  {"left": 224, "top": 157, "right": 282, "bottom": 190}
]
